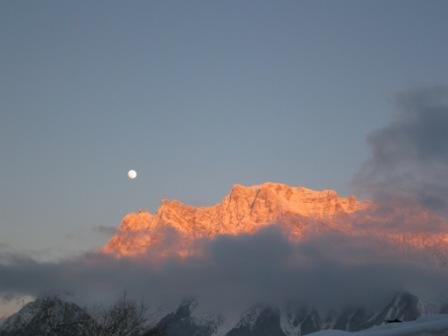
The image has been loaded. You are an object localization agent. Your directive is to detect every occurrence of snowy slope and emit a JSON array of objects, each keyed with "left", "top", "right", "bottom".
[
  {"left": 0, "top": 296, "right": 94, "bottom": 336},
  {"left": 308, "top": 315, "right": 448, "bottom": 336}
]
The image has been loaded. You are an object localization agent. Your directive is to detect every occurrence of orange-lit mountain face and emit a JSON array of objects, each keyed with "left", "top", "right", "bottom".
[{"left": 102, "top": 182, "right": 448, "bottom": 260}]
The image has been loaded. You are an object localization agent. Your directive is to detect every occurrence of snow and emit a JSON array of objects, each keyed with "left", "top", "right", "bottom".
[
  {"left": 0, "top": 300, "right": 41, "bottom": 331},
  {"left": 308, "top": 315, "right": 448, "bottom": 336},
  {"left": 310, "top": 331, "right": 348, "bottom": 336},
  {"left": 235, "top": 305, "right": 266, "bottom": 331},
  {"left": 280, "top": 309, "right": 301, "bottom": 336}
]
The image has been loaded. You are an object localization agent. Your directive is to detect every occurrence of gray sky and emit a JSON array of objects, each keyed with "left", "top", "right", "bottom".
[{"left": 1, "top": 0, "right": 448, "bottom": 258}]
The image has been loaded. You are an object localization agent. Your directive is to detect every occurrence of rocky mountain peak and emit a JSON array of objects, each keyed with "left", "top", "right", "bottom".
[
  {"left": 120, "top": 210, "right": 153, "bottom": 231},
  {"left": 0, "top": 296, "right": 93, "bottom": 336},
  {"left": 102, "top": 183, "right": 367, "bottom": 258}
]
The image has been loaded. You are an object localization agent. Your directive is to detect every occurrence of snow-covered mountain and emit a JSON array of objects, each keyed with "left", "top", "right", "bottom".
[
  {"left": 102, "top": 183, "right": 368, "bottom": 258},
  {"left": 101, "top": 182, "right": 448, "bottom": 262},
  {"left": 1, "top": 293, "right": 446, "bottom": 336},
  {"left": 0, "top": 296, "right": 94, "bottom": 336},
  {"left": 223, "top": 293, "right": 423, "bottom": 336},
  {"left": 156, "top": 300, "right": 223, "bottom": 336},
  {"left": 142, "top": 292, "right": 446, "bottom": 336}
]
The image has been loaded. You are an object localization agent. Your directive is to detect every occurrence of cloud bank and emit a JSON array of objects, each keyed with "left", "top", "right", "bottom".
[{"left": 1, "top": 227, "right": 448, "bottom": 319}]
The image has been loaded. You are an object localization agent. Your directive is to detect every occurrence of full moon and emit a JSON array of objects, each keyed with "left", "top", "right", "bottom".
[{"left": 127, "top": 169, "right": 137, "bottom": 180}]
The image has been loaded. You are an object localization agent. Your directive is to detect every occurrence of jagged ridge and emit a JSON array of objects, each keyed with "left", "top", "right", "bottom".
[
  {"left": 102, "top": 183, "right": 367, "bottom": 258},
  {"left": 1, "top": 293, "right": 446, "bottom": 336}
]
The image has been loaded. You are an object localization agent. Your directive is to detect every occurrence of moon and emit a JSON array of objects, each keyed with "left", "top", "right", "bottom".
[{"left": 127, "top": 169, "right": 137, "bottom": 180}]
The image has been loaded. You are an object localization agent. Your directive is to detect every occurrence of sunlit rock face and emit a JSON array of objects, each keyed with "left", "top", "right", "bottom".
[
  {"left": 102, "top": 182, "right": 448, "bottom": 261},
  {"left": 102, "top": 182, "right": 368, "bottom": 258}
]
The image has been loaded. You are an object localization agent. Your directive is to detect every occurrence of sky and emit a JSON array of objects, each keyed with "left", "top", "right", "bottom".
[{"left": 1, "top": 0, "right": 448, "bottom": 259}]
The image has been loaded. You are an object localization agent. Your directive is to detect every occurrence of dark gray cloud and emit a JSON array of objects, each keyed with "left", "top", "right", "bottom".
[
  {"left": 354, "top": 87, "right": 448, "bottom": 217},
  {"left": 1, "top": 227, "right": 447, "bottom": 319}
]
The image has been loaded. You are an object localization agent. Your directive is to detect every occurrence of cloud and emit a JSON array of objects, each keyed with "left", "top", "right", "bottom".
[
  {"left": 351, "top": 87, "right": 448, "bottom": 237},
  {"left": 1, "top": 227, "right": 447, "bottom": 319},
  {"left": 354, "top": 87, "right": 448, "bottom": 216}
]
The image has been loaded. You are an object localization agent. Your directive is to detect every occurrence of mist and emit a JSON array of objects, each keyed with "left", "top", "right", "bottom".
[
  {"left": 1, "top": 226, "right": 448, "bottom": 321},
  {"left": 354, "top": 87, "right": 448, "bottom": 219}
]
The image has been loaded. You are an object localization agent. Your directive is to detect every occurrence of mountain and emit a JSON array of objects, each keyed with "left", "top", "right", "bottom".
[
  {"left": 0, "top": 296, "right": 94, "bottom": 336},
  {"left": 102, "top": 182, "right": 448, "bottom": 263},
  {"left": 227, "top": 305, "right": 285, "bottom": 336},
  {"left": 155, "top": 300, "right": 222, "bottom": 336},
  {"left": 0, "top": 293, "right": 445, "bottom": 336},
  {"left": 147, "top": 292, "right": 444, "bottom": 336},
  {"left": 102, "top": 182, "right": 368, "bottom": 258},
  {"left": 223, "top": 293, "right": 422, "bottom": 336},
  {"left": 145, "top": 292, "right": 436, "bottom": 336}
]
